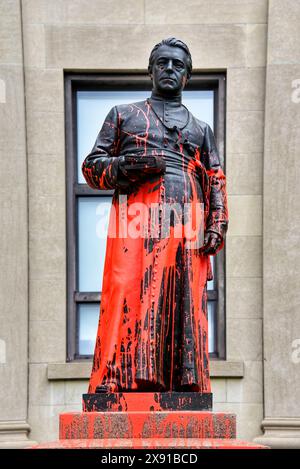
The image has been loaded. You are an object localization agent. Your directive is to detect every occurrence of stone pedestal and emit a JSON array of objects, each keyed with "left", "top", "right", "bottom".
[
  {"left": 30, "top": 409, "right": 266, "bottom": 449},
  {"left": 82, "top": 392, "right": 213, "bottom": 412},
  {"left": 30, "top": 392, "right": 268, "bottom": 449},
  {"left": 60, "top": 410, "right": 236, "bottom": 440}
]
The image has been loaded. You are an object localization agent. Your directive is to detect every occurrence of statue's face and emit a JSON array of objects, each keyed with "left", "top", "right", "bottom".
[{"left": 150, "top": 45, "right": 189, "bottom": 94}]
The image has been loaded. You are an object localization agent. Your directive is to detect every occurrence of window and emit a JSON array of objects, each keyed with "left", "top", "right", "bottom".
[{"left": 65, "top": 73, "right": 226, "bottom": 361}]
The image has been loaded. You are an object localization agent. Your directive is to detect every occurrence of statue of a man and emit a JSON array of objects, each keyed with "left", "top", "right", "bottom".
[{"left": 82, "top": 37, "right": 228, "bottom": 394}]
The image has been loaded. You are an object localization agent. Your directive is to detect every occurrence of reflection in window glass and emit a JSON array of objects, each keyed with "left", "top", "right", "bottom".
[
  {"left": 78, "top": 303, "right": 99, "bottom": 355},
  {"left": 78, "top": 196, "right": 112, "bottom": 291}
]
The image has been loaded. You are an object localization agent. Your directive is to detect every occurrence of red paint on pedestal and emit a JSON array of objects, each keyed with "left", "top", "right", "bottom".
[
  {"left": 27, "top": 394, "right": 270, "bottom": 449},
  {"left": 82, "top": 392, "right": 212, "bottom": 412},
  {"left": 30, "top": 438, "right": 268, "bottom": 449},
  {"left": 59, "top": 411, "right": 236, "bottom": 440}
]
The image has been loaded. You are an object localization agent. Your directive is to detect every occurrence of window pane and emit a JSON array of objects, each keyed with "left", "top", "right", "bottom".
[
  {"left": 78, "top": 301, "right": 215, "bottom": 357},
  {"left": 208, "top": 301, "right": 216, "bottom": 354},
  {"left": 77, "top": 91, "right": 150, "bottom": 183},
  {"left": 183, "top": 90, "right": 214, "bottom": 130},
  {"left": 77, "top": 90, "right": 214, "bottom": 183},
  {"left": 78, "top": 303, "right": 99, "bottom": 355},
  {"left": 78, "top": 196, "right": 112, "bottom": 291},
  {"left": 76, "top": 87, "right": 217, "bottom": 357}
]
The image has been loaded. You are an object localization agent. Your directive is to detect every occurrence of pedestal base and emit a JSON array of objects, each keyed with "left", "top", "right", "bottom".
[
  {"left": 31, "top": 438, "right": 267, "bottom": 449},
  {"left": 83, "top": 392, "right": 212, "bottom": 412},
  {"left": 29, "top": 392, "right": 269, "bottom": 449},
  {"left": 60, "top": 410, "right": 236, "bottom": 440}
]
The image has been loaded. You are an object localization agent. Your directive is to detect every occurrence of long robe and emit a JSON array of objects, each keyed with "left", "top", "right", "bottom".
[{"left": 82, "top": 95, "right": 228, "bottom": 393}]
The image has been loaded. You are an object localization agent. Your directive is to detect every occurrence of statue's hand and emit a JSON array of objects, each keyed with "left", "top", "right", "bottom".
[
  {"left": 118, "top": 154, "right": 166, "bottom": 182},
  {"left": 117, "top": 155, "right": 144, "bottom": 187},
  {"left": 200, "top": 231, "right": 222, "bottom": 255}
]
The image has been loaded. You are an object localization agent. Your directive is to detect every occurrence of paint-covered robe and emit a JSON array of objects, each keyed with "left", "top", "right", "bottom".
[{"left": 82, "top": 93, "right": 228, "bottom": 394}]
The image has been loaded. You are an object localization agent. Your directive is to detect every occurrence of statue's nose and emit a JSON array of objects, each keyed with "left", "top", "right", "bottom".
[{"left": 166, "top": 59, "right": 173, "bottom": 71}]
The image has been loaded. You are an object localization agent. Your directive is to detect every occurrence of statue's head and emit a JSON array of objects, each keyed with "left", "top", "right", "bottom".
[{"left": 148, "top": 37, "right": 192, "bottom": 95}]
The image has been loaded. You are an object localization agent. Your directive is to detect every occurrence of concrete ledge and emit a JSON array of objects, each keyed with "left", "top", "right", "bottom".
[
  {"left": 0, "top": 421, "right": 37, "bottom": 449},
  {"left": 47, "top": 360, "right": 244, "bottom": 381},
  {"left": 211, "top": 360, "right": 244, "bottom": 378},
  {"left": 254, "top": 418, "right": 300, "bottom": 449}
]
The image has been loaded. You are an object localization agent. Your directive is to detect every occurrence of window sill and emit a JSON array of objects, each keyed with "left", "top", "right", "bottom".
[{"left": 47, "top": 360, "right": 244, "bottom": 381}]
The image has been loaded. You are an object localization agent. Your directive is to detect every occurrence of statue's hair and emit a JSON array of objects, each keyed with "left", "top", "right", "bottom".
[{"left": 148, "top": 37, "right": 192, "bottom": 79}]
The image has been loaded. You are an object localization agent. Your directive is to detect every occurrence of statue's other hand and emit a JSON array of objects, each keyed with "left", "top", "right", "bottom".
[{"left": 200, "top": 231, "right": 222, "bottom": 255}]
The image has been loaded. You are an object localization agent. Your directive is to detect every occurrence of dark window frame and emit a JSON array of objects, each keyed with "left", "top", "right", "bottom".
[{"left": 65, "top": 72, "right": 226, "bottom": 362}]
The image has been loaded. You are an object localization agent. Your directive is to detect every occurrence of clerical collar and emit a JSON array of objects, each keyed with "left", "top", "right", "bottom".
[
  {"left": 146, "top": 94, "right": 190, "bottom": 131},
  {"left": 149, "top": 90, "right": 182, "bottom": 106}
]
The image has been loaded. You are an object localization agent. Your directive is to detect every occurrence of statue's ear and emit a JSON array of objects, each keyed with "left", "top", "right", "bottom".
[{"left": 183, "top": 75, "right": 190, "bottom": 88}]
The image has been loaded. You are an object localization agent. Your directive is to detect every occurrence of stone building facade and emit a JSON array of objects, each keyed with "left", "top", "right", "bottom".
[{"left": 0, "top": 0, "right": 300, "bottom": 448}]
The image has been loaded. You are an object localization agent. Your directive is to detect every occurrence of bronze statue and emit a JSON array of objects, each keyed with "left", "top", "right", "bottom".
[{"left": 82, "top": 38, "right": 228, "bottom": 395}]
